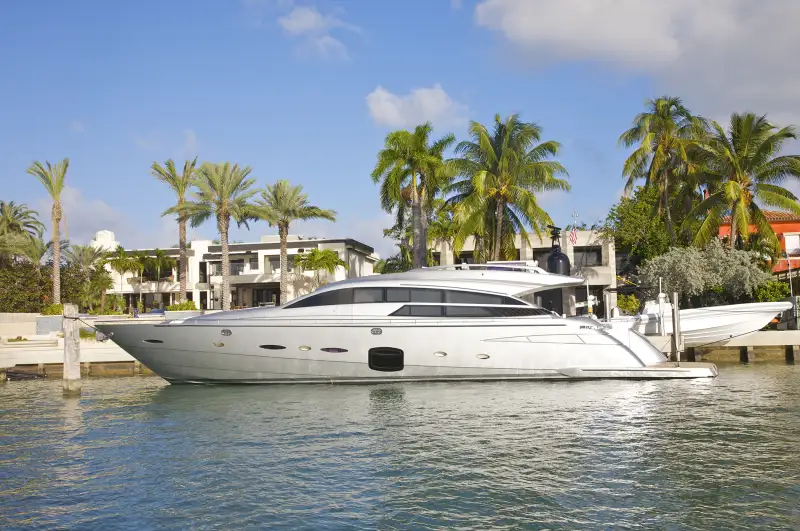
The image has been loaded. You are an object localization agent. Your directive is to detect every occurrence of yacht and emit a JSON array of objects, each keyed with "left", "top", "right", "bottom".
[{"left": 95, "top": 264, "right": 718, "bottom": 384}]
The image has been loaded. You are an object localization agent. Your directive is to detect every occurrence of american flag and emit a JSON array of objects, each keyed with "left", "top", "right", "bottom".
[{"left": 569, "top": 224, "right": 578, "bottom": 245}]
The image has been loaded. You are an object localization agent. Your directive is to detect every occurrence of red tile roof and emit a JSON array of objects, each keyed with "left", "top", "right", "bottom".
[{"left": 720, "top": 210, "right": 800, "bottom": 224}]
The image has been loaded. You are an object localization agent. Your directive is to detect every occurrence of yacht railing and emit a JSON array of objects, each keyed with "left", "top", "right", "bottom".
[{"left": 420, "top": 263, "right": 549, "bottom": 274}]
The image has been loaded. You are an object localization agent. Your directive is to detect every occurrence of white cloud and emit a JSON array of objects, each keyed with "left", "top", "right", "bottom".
[
  {"left": 366, "top": 84, "right": 469, "bottom": 129},
  {"left": 278, "top": 6, "right": 359, "bottom": 59},
  {"left": 473, "top": 0, "right": 800, "bottom": 125},
  {"left": 69, "top": 120, "right": 85, "bottom": 134}
]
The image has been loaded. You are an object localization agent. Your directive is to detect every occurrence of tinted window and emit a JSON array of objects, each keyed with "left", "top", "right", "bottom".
[
  {"left": 391, "top": 305, "right": 443, "bottom": 317},
  {"left": 285, "top": 288, "right": 354, "bottom": 308},
  {"left": 411, "top": 289, "right": 443, "bottom": 303},
  {"left": 354, "top": 287, "right": 384, "bottom": 303},
  {"left": 445, "top": 306, "right": 495, "bottom": 317},
  {"left": 444, "top": 291, "right": 504, "bottom": 305},
  {"left": 386, "top": 288, "right": 410, "bottom": 302}
]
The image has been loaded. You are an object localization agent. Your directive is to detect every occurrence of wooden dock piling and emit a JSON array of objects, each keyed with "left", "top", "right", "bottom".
[{"left": 62, "top": 304, "right": 81, "bottom": 396}]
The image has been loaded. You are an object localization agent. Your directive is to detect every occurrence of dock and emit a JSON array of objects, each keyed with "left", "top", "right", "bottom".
[{"left": 645, "top": 330, "right": 800, "bottom": 363}]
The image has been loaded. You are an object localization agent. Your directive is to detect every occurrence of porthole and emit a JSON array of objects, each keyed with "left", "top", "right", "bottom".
[
  {"left": 212, "top": 342, "right": 224, "bottom": 347},
  {"left": 476, "top": 353, "right": 490, "bottom": 360},
  {"left": 259, "top": 344, "right": 286, "bottom": 350},
  {"left": 433, "top": 351, "right": 447, "bottom": 357},
  {"left": 143, "top": 339, "right": 163, "bottom": 344},
  {"left": 299, "top": 345, "right": 312, "bottom": 351},
  {"left": 321, "top": 347, "right": 348, "bottom": 353},
  {"left": 221, "top": 329, "right": 232, "bottom": 336}
]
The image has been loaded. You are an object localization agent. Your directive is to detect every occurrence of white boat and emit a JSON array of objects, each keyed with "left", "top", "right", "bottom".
[
  {"left": 613, "top": 295, "right": 793, "bottom": 348},
  {"left": 94, "top": 264, "right": 717, "bottom": 384}
]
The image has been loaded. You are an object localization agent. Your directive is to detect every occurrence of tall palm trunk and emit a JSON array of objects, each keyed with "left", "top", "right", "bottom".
[
  {"left": 178, "top": 211, "right": 188, "bottom": 302},
  {"left": 663, "top": 174, "right": 676, "bottom": 246},
  {"left": 420, "top": 189, "right": 429, "bottom": 267},
  {"left": 411, "top": 173, "right": 424, "bottom": 269},
  {"left": 493, "top": 200, "right": 504, "bottom": 262},
  {"left": 100, "top": 290, "right": 106, "bottom": 313},
  {"left": 279, "top": 223, "right": 289, "bottom": 305},
  {"left": 51, "top": 202, "right": 61, "bottom": 304},
  {"left": 219, "top": 215, "right": 231, "bottom": 311}
]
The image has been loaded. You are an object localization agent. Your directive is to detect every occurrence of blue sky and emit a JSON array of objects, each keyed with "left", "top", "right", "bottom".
[{"left": 1, "top": 0, "right": 797, "bottom": 258}]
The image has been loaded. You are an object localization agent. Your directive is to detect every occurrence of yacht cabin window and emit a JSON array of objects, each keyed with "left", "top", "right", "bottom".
[{"left": 284, "top": 287, "right": 525, "bottom": 309}]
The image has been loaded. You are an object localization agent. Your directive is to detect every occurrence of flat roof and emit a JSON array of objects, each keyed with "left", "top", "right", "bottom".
[{"left": 205, "top": 238, "right": 374, "bottom": 256}]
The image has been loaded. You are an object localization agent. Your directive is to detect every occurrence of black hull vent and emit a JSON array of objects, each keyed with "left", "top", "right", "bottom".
[{"left": 368, "top": 347, "right": 404, "bottom": 372}]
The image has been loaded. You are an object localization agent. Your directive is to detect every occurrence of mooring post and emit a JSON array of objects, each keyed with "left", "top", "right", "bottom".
[
  {"left": 785, "top": 345, "right": 797, "bottom": 364},
  {"left": 63, "top": 304, "right": 81, "bottom": 396},
  {"left": 670, "top": 292, "right": 682, "bottom": 363},
  {"left": 686, "top": 347, "right": 696, "bottom": 362}
]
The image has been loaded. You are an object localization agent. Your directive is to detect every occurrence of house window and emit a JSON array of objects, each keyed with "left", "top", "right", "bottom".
[
  {"left": 249, "top": 257, "right": 259, "bottom": 270},
  {"left": 574, "top": 247, "right": 602, "bottom": 266},
  {"left": 785, "top": 234, "right": 800, "bottom": 255}
]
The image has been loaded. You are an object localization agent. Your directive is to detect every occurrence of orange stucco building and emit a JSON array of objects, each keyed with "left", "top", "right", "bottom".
[{"left": 718, "top": 210, "right": 800, "bottom": 276}]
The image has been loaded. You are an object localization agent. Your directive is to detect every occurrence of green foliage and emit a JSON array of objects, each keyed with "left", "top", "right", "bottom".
[
  {"left": 0, "top": 262, "right": 47, "bottom": 312},
  {"left": 7, "top": 336, "right": 28, "bottom": 342},
  {"left": 294, "top": 249, "right": 348, "bottom": 287},
  {"left": 616, "top": 294, "right": 640, "bottom": 315},
  {"left": 87, "top": 308, "right": 124, "bottom": 316},
  {"left": 639, "top": 239, "right": 772, "bottom": 306},
  {"left": 167, "top": 300, "right": 197, "bottom": 311},
  {"left": 41, "top": 303, "right": 64, "bottom": 315},
  {"left": 754, "top": 280, "right": 790, "bottom": 302},
  {"left": 79, "top": 329, "right": 96, "bottom": 340},
  {"left": 601, "top": 186, "right": 671, "bottom": 270}
]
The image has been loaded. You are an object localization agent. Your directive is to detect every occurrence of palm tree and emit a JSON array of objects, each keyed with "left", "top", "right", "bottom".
[
  {"left": 107, "top": 244, "right": 135, "bottom": 299},
  {"left": 687, "top": 113, "right": 800, "bottom": 250},
  {"left": 449, "top": 113, "right": 569, "bottom": 261},
  {"left": 173, "top": 162, "right": 258, "bottom": 311},
  {"left": 63, "top": 244, "right": 106, "bottom": 272},
  {"left": 294, "top": 248, "right": 348, "bottom": 288},
  {"left": 619, "top": 96, "right": 707, "bottom": 245},
  {"left": 150, "top": 249, "right": 177, "bottom": 307},
  {"left": 131, "top": 251, "right": 151, "bottom": 308},
  {"left": 255, "top": 180, "right": 336, "bottom": 305},
  {"left": 372, "top": 122, "right": 455, "bottom": 268},
  {"left": 0, "top": 201, "right": 44, "bottom": 240},
  {"left": 89, "top": 267, "right": 114, "bottom": 313},
  {"left": 27, "top": 158, "right": 69, "bottom": 304},
  {"left": 151, "top": 158, "right": 198, "bottom": 302},
  {"left": 427, "top": 201, "right": 459, "bottom": 261},
  {"left": 22, "top": 237, "right": 68, "bottom": 266}
]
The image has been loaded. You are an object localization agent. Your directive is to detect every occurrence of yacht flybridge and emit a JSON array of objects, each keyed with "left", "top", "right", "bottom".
[{"left": 95, "top": 263, "right": 718, "bottom": 384}]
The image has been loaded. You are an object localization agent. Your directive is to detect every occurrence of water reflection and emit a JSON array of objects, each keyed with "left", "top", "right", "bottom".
[{"left": 0, "top": 367, "right": 799, "bottom": 530}]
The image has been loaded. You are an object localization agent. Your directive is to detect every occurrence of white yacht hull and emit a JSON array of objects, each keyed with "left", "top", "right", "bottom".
[
  {"left": 615, "top": 301, "right": 792, "bottom": 348},
  {"left": 95, "top": 317, "right": 718, "bottom": 384}
]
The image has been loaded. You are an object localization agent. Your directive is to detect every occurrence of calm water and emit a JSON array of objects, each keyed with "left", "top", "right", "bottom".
[{"left": 1, "top": 365, "right": 799, "bottom": 530}]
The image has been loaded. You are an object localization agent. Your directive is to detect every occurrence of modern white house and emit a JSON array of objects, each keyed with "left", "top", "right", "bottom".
[
  {"left": 431, "top": 229, "right": 618, "bottom": 317},
  {"left": 89, "top": 230, "right": 380, "bottom": 310}
]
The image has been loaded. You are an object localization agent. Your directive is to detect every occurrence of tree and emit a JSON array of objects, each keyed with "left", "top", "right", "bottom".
[
  {"left": 175, "top": 162, "right": 258, "bottom": 311},
  {"left": 601, "top": 186, "right": 671, "bottom": 271},
  {"left": 132, "top": 251, "right": 150, "bottom": 308},
  {"left": 372, "top": 122, "right": 455, "bottom": 269},
  {"left": 687, "top": 113, "right": 800, "bottom": 251},
  {"left": 0, "top": 201, "right": 44, "bottom": 241},
  {"left": 151, "top": 158, "right": 197, "bottom": 302},
  {"left": 255, "top": 180, "right": 336, "bottom": 305},
  {"left": 150, "top": 249, "right": 177, "bottom": 283},
  {"left": 294, "top": 248, "right": 348, "bottom": 288},
  {"left": 27, "top": 158, "right": 69, "bottom": 304},
  {"left": 449, "top": 113, "right": 569, "bottom": 261},
  {"left": 619, "top": 96, "right": 706, "bottom": 245},
  {"left": 63, "top": 244, "right": 106, "bottom": 272},
  {"left": 107, "top": 245, "right": 135, "bottom": 295},
  {"left": 639, "top": 239, "right": 772, "bottom": 307},
  {"left": 89, "top": 266, "right": 114, "bottom": 312}
]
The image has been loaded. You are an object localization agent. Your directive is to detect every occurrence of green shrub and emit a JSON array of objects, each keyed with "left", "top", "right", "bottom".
[
  {"left": 79, "top": 329, "right": 96, "bottom": 340},
  {"left": 7, "top": 336, "right": 28, "bottom": 342},
  {"left": 166, "top": 300, "right": 197, "bottom": 311},
  {"left": 617, "top": 294, "right": 640, "bottom": 315},
  {"left": 87, "top": 308, "right": 124, "bottom": 316},
  {"left": 41, "top": 303, "right": 64, "bottom": 316},
  {"left": 754, "top": 280, "right": 791, "bottom": 302}
]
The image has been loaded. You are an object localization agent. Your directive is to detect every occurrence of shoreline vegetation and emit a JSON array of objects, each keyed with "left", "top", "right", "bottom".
[{"left": 1, "top": 98, "right": 799, "bottom": 318}]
